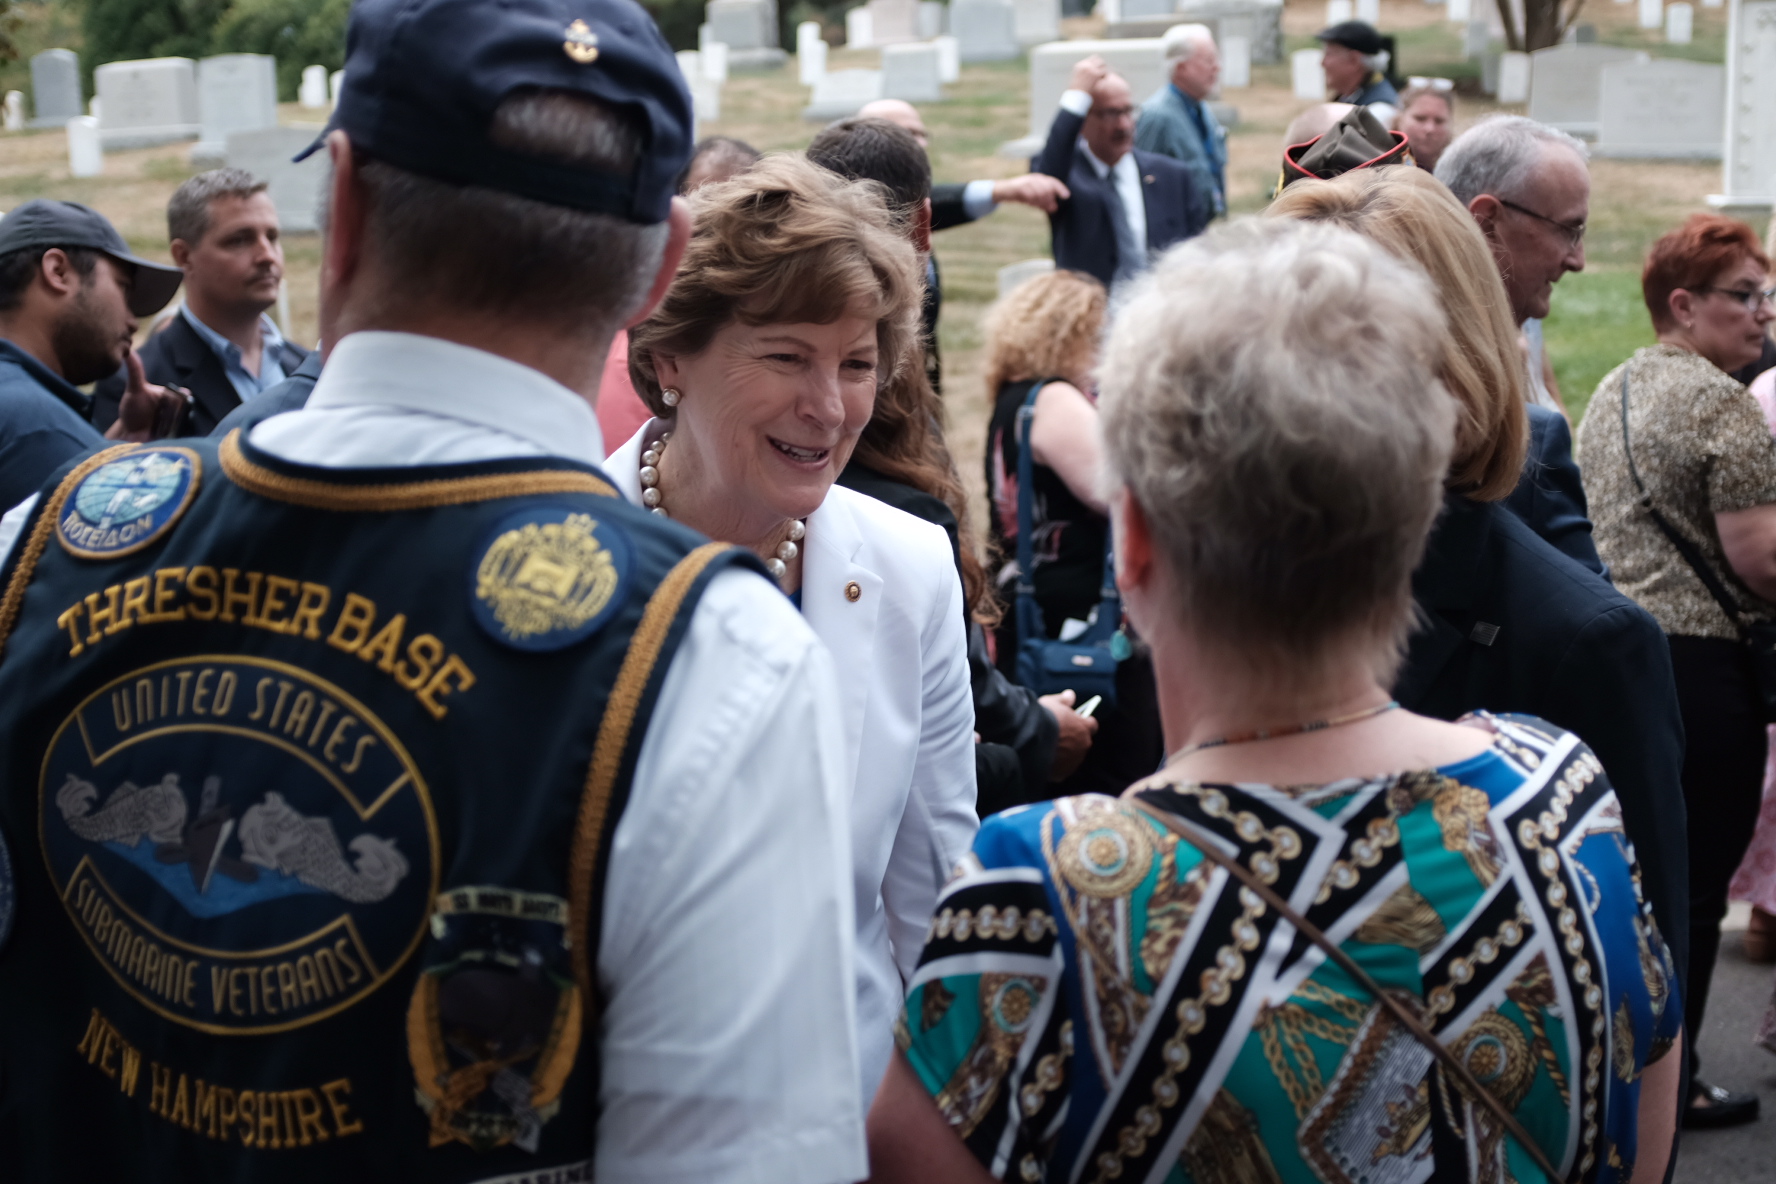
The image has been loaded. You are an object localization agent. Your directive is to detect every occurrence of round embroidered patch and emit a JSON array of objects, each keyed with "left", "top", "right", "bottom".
[
  {"left": 40, "top": 656, "right": 439, "bottom": 1035},
  {"left": 471, "top": 506, "right": 633, "bottom": 651},
  {"left": 57, "top": 447, "right": 201, "bottom": 559}
]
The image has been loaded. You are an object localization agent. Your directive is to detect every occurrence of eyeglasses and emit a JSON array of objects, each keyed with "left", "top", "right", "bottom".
[
  {"left": 1496, "top": 198, "right": 1586, "bottom": 251},
  {"left": 1089, "top": 105, "right": 1136, "bottom": 120},
  {"left": 1699, "top": 284, "right": 1776, "bottom": 312},
  {"left": 1406, "top": 75, "right": 1455, "bottom": 92}
]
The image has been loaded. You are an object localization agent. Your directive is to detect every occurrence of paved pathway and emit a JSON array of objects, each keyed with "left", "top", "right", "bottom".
[{"left": 1673, "top": 920, "right": 1773, "bottom": 1183}]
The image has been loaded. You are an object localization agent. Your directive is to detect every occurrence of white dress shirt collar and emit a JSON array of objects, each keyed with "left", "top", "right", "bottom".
[{"left": 299, "top": 330, "right": 604, "bottom": 463}]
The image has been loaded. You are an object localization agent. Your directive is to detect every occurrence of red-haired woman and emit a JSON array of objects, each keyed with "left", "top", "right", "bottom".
[{"left": 1576, "top": 212, "right": 1776, "bottom": 1129}]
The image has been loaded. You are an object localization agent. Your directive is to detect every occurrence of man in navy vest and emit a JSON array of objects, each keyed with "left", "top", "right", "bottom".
[{"left": 0, "top": 0, "right": 865, "bottom": 1180}]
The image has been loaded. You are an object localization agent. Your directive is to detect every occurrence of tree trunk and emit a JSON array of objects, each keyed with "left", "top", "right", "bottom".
[{"left": 1506, "top": 0, "right": 1588, "bottom": 52}]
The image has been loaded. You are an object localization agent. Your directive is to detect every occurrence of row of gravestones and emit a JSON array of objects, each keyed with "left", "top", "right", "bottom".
[{"left": 18, "top": 49, "right": 336, "bottom": 232}]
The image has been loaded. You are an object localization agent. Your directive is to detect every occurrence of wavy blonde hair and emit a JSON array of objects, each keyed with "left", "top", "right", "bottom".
[
  {"left": 982, "top": 269, "right": 1108, "bottom": 395},
  {"left": 1268, "top": 166, "right": 1528, "bottom": 501},
  {"left": 629, "top": 154, "right": 923, "bottom": 416}
]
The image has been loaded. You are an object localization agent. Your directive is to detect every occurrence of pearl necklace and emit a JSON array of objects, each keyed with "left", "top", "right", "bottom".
[{"left": 638, "top": 431, "right": 807, "bottom": 581}]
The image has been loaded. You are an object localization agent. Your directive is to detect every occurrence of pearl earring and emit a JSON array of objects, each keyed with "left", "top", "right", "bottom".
[{"left": 661, "top": 387, "right": 681, "bottom": 408}]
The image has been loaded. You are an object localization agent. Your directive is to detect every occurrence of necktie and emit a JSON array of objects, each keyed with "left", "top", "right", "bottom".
[{"left": 1105, "top": 165, "right": 1143, "bottom": 287}]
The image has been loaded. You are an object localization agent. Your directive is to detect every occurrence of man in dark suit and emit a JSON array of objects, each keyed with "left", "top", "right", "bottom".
[
  {"left": 92, "top": 169, "right": 308, "bottom": 435},
  {"left": 1033, "top": 55, "right": 1210, "bottom": 290},
  {"left": 1508, "top": 403, "right": 1606, "bottom": 576}
]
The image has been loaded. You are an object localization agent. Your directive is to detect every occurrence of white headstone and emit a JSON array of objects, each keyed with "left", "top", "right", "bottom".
[
  {"left": 703, "top": 40, "right": 730, "bottom": 81},
  {"left": 1497, "top": 50, "right": 1531, "bottom": 101},
  {"left": 1447, "top": 0, "right": 1471, "bottom": 20},
  {"left": 799, "top": 25, "right": 829, "bottom": 84},
  {"left": 919, "top": 0, "right": 947, "bottom": 36},
  {"left": 997, "top": 258, "right": 1054, "bottom": 295},
  {"left": 30, "top": 49, "right": 82, "bottom": 129},
  {"left": 700, "top": 21, "right": 715, "bottom": 49},
  {"left": 846, "top": 6, "right": 874, "bottom": 46},
  {"left": 2, "top": 92, "right": 21, "bottom": 132},
  {"left": 1463, "top": 18, "right": 1490, "bottom": 57},
  {"left": 1121, "top": 0, "right": 1175, "bottom": 18},
  {"left": 1014, "top": 0, "right": 1061, "bottom": 44},
  {"left": 867, "top": 0, "right": 922, "bottom": 43},
  {"left": 882, "top": 41, "right": 944, "bottom": 100},
  {"left": 1639, "top": 0, "right": 1663, "bottom": 26},
  {"left": 67, "top": 115, "right": 102, "bottom": 176},
  {"left": 953, "top": 0, "right": 1019, "bottom": 60},
  {"left": 1594, "top": 58, "right": 1724, "bottom": 158},
  {"left": 676, "top": 51, "right": 723, "bottom": 121},
  {"left": 227, "top": 127, "right": 326, "bottom": 231},
  {"left": 1019, "top": 39, "right": 1168, "bottom": 146},
  {"left": 935, "top": 34, "right": 961, "bottom": 80},
  {"left": 1666, "top": 1, "right": 1694, "bottom": 39},
  {"left": 299, "top": 64, "right": 329, "bottom": 108},
  {"left": 708, "top": 0, "right": 771, "bottom": 47},
  {"left": 1528, "top": 45, "right": 1639, "bottom": 135},
  {"left": 1703, "top": 0, "right": 1722, "bottom": 7},
  {"left": 1326, "top": 0, "right": 1353, "bottom": 21},
  {"left": 95, "top": 57, "right": 200, "bottom": 149},
  {"left": 329, "top": 70, "right": 344, "bottom": 105},
  {"left": 1173, "top": 0, "right": 1284, "bottom": 65},
  {"left": 803, "top": 67, "right": 884, "bottom": 118},
  {"left": 196, "top": 54, "right": 278, "bottom": 159},
  {"left": 1292, "top": 46, "right": 1326, "bottom": 99},
  {"left": 89, "top": 97, "right": 100, "bottom": 119},
  {"left": 1356, "top": 0, "right": 1380, "bottom": 21},
  {"left": 1716, "top": 0, "right": 1776, "bottom": 208},
  {"left": 1221, "top": 34, "right": 1251, "bottom": 87}
]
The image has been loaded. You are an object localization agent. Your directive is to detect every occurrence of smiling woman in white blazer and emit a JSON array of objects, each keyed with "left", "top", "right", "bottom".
[{"left": 615, "top": 156, "right": 978, "bottom": 1103}]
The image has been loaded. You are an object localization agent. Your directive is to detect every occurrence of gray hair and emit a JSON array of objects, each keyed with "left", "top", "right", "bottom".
[
  {"left": 1161, "top": 23, "right": 1215, "bottom": 62},
  {"left": 1097, "top": 219, "right": 1456, "bottom": 683},
  {"left": 1434, "top": 114, "right": 1588, "bottom": 206},
  {"left": 167, "top": 168, "right": 269, "bottom": 245},
  {"left": 350, "top": 89, "right": 669, "bottom": 337}
]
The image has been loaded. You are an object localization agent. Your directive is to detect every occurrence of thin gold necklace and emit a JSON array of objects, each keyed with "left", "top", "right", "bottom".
[{"left": 1166, "top": 700, "right": 1400, "bottom": 763}]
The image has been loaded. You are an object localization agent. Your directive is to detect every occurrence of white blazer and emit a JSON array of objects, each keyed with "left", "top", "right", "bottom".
[{"left": 608, "top": 425, "right": 980, "bottom": 1101}]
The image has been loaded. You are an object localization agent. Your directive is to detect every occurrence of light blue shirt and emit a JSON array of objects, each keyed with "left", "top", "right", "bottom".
[{"left": 180, "top": 305, "right": 288, "bottom": 403}]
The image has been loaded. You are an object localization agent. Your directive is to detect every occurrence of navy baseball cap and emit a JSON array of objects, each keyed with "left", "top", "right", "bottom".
[
  {"left": 0, "top": 199, "right": 183, "bottom": 317},
  {"left": 297, "top": 0, "right": 694, "bottom": 225},
  {"left": 1316, "top": 20, "right": 1387, "bottom": 55}
]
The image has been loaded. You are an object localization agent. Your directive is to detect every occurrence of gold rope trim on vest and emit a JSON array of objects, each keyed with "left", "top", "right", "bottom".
[
  {"left": 218, "top": 430, "right": 617, "bottom": 510},
  {"left": 0, "top": 445, "right": 136, "bottom": 662},
  {"left": 567, "top": 541, "right": 735, "bottom": 1004}
]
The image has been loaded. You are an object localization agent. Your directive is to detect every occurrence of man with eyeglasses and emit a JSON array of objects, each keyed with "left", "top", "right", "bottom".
[
  {"left": 1033, "top": 54, "right": 1210, "bottom": 291},
  {"left": 1436, "top": 115, "right": 1590, "bottom": 414}
]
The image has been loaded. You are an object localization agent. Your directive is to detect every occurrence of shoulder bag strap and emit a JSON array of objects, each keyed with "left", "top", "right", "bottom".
[
  {"left": 1014, "top": 383, "right": 1047, "bottom": 652},
  {"left": 1619, "top": 364, "right": 1752, "bottom": 635},
  {"left": 1126, "top": 792, "right": 1567, "bottom": 1183}
]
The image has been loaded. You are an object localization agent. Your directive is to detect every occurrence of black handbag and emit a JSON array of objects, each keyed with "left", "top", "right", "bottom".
[
  {"left": 1620, "top": 365, "right": 1776, "bottom": 721},
  {"left": 1011, "top": 383, "right": 1123, "bottom": 705}
]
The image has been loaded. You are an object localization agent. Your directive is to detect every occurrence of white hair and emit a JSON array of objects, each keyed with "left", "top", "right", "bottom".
[
  {"left": 1434, "top": 113, "right": 1589, "bottom": 206},
  {"left": 1161, "top": 23, "right": 1216, "bottom": 62},
  {"left": 1097, "top": 219, "right": 1455, "bottom": 679}
]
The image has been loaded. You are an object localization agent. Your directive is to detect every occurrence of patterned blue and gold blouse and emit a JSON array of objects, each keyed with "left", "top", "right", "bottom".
[{"left": 897, "top": 714, "right": 1681, "bottom": 1184}]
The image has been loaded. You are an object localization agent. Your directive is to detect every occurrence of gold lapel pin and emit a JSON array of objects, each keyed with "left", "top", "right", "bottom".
[{"left": 845, "top": 581, "right": 862, "bottom": 602}]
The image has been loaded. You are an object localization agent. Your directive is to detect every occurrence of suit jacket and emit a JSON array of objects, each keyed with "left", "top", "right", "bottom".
[
  {"left": 208, "top": 349, "right": 323, "bottom": 437},
  {"left": 608, "top": 425, "right": 978, "bottom": 1103},
  {"left": 1395, "top": 493, "right": 1690, "bottom": 983},
  {"left": 1033, "top": 106, "right": 1210, "bottom": 288},
  {"left": 1134, "top": 84, "right": 1226, "bottom": 217},
  {"left": 91, "top": 311, "right": 310, "bottom": 437},
  {"left": 1506, "top": 403, "right": 1606, "bottom": 577},
  {"left": 930, "top": 182, "right": 973, "bottom": 233}
]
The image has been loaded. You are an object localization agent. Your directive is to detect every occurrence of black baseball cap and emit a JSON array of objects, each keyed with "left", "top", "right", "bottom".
[
  {"left": 0, "top": 199, "right": 182, "bottom": 317},
  {"left": 1316, "top": 20, "right": 1387, "bottom": 55},
  {"left": 297, "top": 0, "right": 693, "bottom": 225}
]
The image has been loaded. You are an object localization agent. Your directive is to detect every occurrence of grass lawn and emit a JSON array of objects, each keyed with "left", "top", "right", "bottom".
[{"left": 0, "top": 0, "right": 1750, "bottom": 511}]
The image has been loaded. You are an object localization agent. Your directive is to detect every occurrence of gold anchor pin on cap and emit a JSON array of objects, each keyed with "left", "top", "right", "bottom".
[{"left": 563, "top": 19, "right": 599, "bottom": 63}]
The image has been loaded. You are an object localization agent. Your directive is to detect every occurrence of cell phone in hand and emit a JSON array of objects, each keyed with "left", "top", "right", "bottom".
[{"left": 1075, "top": 695, "right": 1102, "bottom": 719}]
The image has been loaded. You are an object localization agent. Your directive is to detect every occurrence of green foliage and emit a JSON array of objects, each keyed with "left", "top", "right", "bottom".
[
  {"left": 0, "top": 0, "right": 26, "bottom": 64},
  {"left": 639, "top": 0, "right": 703, "bottom": 51},
  {"left": 80, "top": 0, "right": 232, "bottom": 76},
  {"left": 209, "top": 0, "right": 349, "bottom": 100},
  {"left": 1543, "top": 269, "right": 1658, "bottom": 421}
]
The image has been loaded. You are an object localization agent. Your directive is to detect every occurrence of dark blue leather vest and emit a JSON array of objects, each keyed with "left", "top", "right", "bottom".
[{"left": 0, "top": 431, "right": 763, "bottom": 1180}]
